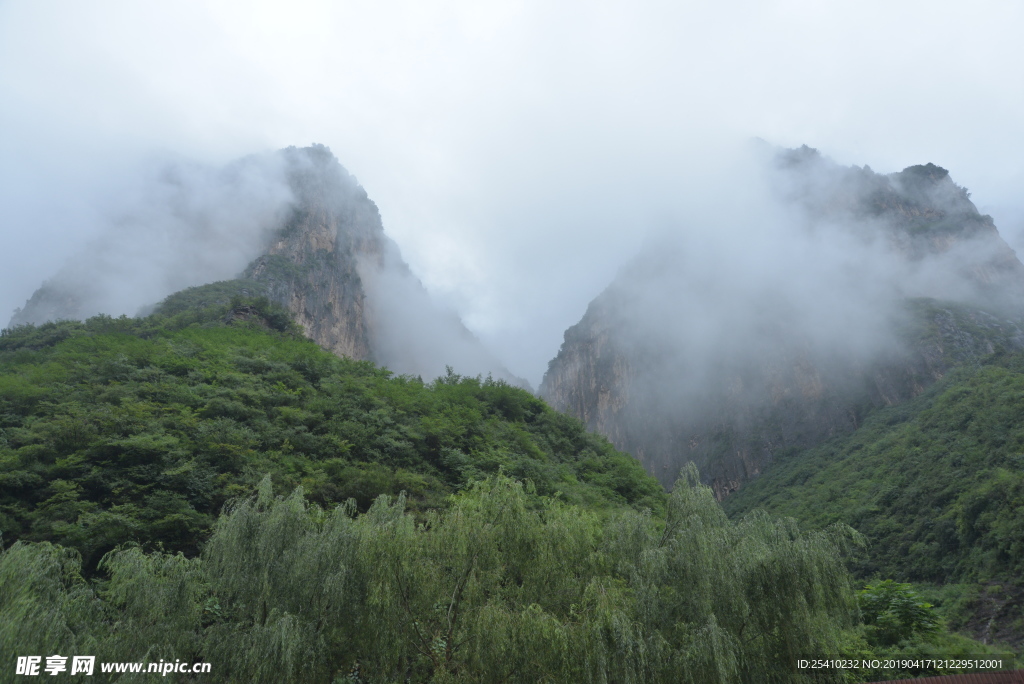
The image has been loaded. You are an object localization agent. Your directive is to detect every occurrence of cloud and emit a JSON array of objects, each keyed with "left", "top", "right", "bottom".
[
  {"left": 9, "top": 153, "right": 295, "bottom": 325},
  {"left": 359, "top": 241, "right": 529, "bottom": 386},
  {"left": 2, "top": 0, "right": 1023, "bottom": 385},
  {"left": 563, "top": 144, "right": 1024, "bottom": 417}
]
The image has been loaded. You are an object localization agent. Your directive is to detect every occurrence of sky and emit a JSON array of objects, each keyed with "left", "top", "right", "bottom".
[{"left": 2, "top": 0, "right": 1023, "bottom": 386}]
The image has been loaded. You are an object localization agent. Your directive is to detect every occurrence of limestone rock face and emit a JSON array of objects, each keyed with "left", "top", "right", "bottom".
[
  {"left": 243, "top": 144, "right": 384, "bottom": 361},
  {"left": 245, "top": 145, "right": 527, "bottom": 386},
  {"left": 541, "top": 147, "right": 1024, "bottom": 494}
]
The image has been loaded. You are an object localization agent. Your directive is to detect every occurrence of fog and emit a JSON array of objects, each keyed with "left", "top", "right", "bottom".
[
  {"left": 359, "top": 241, "right": 529, "bottom": 386},
  {"left": 530, "top": 144, "right": 1024, "bottom": 491},
  {"left": 6, "top": 141, "right": 532, "bottom": 386},
  {"left": 582, "top": 143, "right": 1023, "bottom": 411},
  {"left": 8, "top": 153, "right": 295, "bottom": 325},
  {"left": 2, "top": 1, "right": 1023, "bottom": 386}
]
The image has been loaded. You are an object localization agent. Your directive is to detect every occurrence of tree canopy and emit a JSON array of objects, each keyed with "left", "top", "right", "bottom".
[{"left": 3, "top": 471, "right": 863, "bottom": 683}]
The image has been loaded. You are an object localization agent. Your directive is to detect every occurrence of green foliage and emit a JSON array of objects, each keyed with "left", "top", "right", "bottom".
[
  {"left": 723, "top": 348, "right": 1024, "bottom": 647},
  {"left": 148, "top": 279, "right": 269, "bottom": 317},
  {"left": 723, "top": 357, "right": 1024, "bottom": 586},
  {"left": 0, "top": 542, "right": 105, "bottom": 664},
  {"left": 840, "top": 580, "right": 1009, "bottom": 681},
  {"left": 857, "top": 580, "right": 939, "bottom": 647},
  {"left": 0, "top": 473, "right": 861, "bottom": 683},
  {"left": 0, "top": 305, "right": 662, "bottom": 573}
]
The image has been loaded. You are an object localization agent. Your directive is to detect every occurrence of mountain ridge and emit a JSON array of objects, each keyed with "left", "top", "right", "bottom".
[{"left": 540, "top": 146, "right": 1024, "bottom": 494}]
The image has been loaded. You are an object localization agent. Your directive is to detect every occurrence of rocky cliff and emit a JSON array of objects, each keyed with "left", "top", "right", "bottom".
[
  {"left": 242, "top": 145, "right": 525, "bottom": 385},
  {"left": 241, "top": 144, "right": 384, "bottom": 361},
  {"left": 541, "top": 147, "right": 1024, "bottom": 494}
]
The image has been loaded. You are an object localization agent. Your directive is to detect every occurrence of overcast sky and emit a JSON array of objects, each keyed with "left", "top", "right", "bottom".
[{"left": 2, "top": 0, "right": 1023, "bottom": 385}]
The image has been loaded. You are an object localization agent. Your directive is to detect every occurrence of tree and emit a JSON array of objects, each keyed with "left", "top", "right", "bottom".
[{"left": 857, "top": 580, "right": 940, "bottom": 647}]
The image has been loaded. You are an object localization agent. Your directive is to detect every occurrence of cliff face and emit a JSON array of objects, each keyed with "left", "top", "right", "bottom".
[
  {"left": 9, "top": 144, "right": 380, "bottom": 357},
  {"left": 543, "top": 297, "right": 1024, "bottom": 494},
  {"left": 541, "top": 148, "right": 1024, "bottom": 494},
  {"left": 242, "top": 145, "right": 384, "bottom": 361},
  {"left": 245, "top": 145, "right": 526, "bottom": 385}
]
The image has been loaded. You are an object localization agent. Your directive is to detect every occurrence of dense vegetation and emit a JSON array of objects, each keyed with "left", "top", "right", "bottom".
[
  {"left": 724, "top": 348, "right": 1024, "bottom": 647},
  {"left": 0, "top": 292, "right": 662, "bottom": 573},
  {"left": 1, "top": 290, "right": 1014, "bottom": 681},
  {"left": 3, "top": 471, "right": 870, "bottom": 683}
]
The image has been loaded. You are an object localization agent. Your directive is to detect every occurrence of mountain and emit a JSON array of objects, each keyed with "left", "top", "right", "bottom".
[
  {"left": 775, "top": 147, "right": 1024, "bottom": 302},
  {"left": 540, "top": 146, "right": 1024, "bottom": 495},
  {"left": 4, "top": 307, "right": 999, "bottom": 682},
  {"left": 0, "top": 305, "right": 662, "bottom": 573},
  {"left": 721, "top": 347, "right": 1024, "bottom": 648},
  {"left": 3, "top": 144, "right": 1014, "bottom": 678},
  {"left": 240, "top": 144, "right": 386, "bottom": 361},
  {"left": 10, "top": 144, "right": 525, "bottom": 387}
]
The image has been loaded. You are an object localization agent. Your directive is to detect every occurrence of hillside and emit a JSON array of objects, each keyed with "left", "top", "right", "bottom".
[
  {"left": 0, "top": 295, "right": 920, "bottom": 683},
  {"left": 0, "top": 295, "right": 662, "bottom": 574},
  {"left": 4, "top": 141, "right": 1019, "bottom": 675},
  {"left": 722, "top": 343, "right": 1024, "bottom": 648}
]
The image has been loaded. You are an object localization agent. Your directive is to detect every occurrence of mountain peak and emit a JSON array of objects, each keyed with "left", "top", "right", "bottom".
[
  {"left": 899, "top": 162, "right": 949, "bottom": 182},
  {"left": 541, "top": 147, "right": 1024, "bottom": 492},
  {"left": 9, "top": 145, "right": 526, "bottom": 386}
]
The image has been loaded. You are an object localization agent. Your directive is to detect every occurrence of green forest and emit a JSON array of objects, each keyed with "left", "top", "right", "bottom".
[
  {"left": 0, "top": 292, "right": 1015, "bottom": 682},
  {"left": 724, "top": 345, "right": 1024, "bottom": 650}
]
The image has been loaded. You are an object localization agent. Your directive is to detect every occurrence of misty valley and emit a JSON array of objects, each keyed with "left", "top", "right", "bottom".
[{"left": 3, "top": 144, "right": 1023, "bottom": 682}]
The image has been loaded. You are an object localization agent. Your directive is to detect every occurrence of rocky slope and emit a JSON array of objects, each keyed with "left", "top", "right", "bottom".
[
  {"left": 242, "top": 145, "right": 525, "bottom": 384},
  {"left": 241, "top": 144, "right": 383, "bottom": 360},
  {"left": 541, "top": 147, "right": 1024, "bottom": 493}
]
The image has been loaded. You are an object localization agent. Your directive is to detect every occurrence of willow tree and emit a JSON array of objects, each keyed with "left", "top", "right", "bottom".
[
  {"left": 0, "top": 542, "right": 105, "bottom": 665},
  {"left": 198, "top": 477, "right": 368, "bottom": 683},
  {"left": 183, "top": 471, "right": 858, "bottom": 682},
  {"left": 2, "top": 471, "right": 860, "bottom": 683},
  {"left": 608, "top": 465, "right": 861, "bottom": 682}
]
